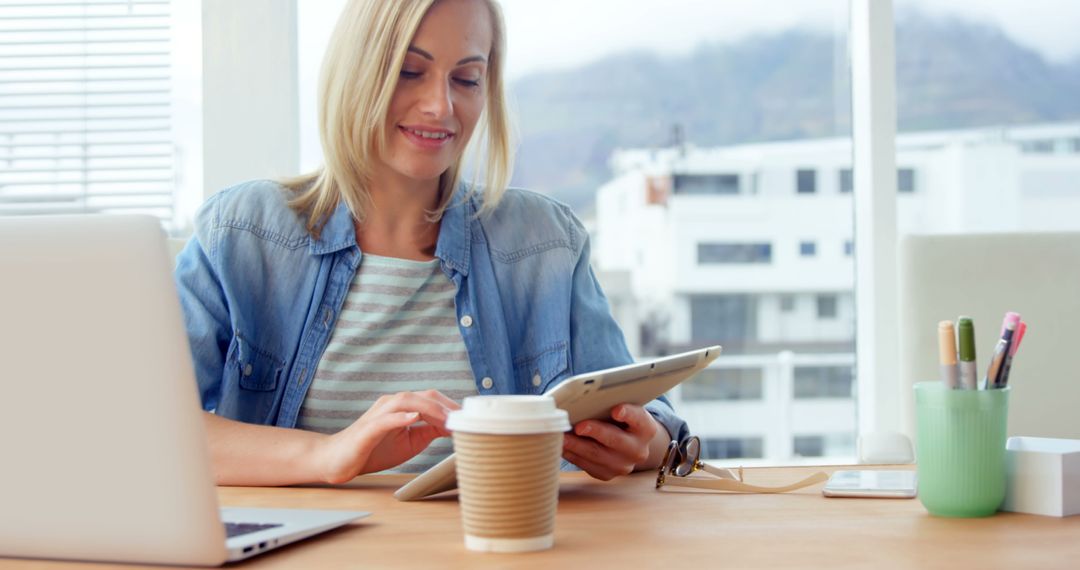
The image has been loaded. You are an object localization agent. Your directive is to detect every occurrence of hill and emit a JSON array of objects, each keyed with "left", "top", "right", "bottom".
[{"left": 507, "top": 13, "right": 1080, "bottom": 211}]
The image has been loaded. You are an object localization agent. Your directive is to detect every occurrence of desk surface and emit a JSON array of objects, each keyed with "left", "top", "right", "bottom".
[{"left": 4, "top": 465, "right": 1079, "bottom": 569}]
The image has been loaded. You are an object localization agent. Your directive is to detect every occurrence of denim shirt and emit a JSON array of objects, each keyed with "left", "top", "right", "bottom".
[{"left": 174, "top": 180, "right": 688, "bottom": 443}]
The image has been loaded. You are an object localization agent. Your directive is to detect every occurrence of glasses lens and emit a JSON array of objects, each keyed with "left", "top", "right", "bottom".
[{"left": 674, "top": 436, "right": 701, "bottom": 477}]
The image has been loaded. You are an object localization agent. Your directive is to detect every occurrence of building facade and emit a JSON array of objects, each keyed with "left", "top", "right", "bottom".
[{"left": 592, "top": 122, "right": 1080, "bottom": 464}]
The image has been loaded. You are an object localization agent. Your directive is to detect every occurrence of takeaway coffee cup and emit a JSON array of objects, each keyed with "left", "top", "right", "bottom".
[{"left": 446, "top": 395, "right": 571, "bottom": 553}]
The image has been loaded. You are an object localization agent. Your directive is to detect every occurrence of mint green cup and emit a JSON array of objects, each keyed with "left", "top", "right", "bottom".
[{"left": 914, "top": 382, "right": 1010, "bottom": 517}]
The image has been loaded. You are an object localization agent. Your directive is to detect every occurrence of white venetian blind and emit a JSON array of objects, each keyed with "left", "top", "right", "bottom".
[{"left": 0, "top": 0, "right": 174, "bottom": 219}]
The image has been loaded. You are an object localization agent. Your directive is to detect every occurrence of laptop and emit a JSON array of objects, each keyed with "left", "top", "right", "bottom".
[{"left": 0, "top": 214, "right": 369, "bottom": 566}]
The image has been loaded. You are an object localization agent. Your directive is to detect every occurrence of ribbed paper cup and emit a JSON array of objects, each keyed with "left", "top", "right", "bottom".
[{"left": 447, "top": 396, "right": 570, "bottom": 553}]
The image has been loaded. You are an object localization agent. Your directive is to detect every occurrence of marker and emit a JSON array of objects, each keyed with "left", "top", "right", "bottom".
[
  {"left": 998, "top": 319, "right": 1027, "bottom": 388},
  {"left": 938, "top": 320, "right": 959, "bottom": 389},
  {"left": 984, "top": 312, "right": 1020, "bottom": 389},
  {"left": 957, "top": 317, "right": 977, "bottom": 390}
]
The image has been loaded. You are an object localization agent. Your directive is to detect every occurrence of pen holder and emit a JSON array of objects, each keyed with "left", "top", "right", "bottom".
[{"left": 915, "top": 382, "right": 1010, "bottom": 517}]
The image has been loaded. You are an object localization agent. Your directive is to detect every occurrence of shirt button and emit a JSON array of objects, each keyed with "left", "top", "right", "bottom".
[
  {"left": 531, "top": 374, "right": 542, "bottom": 387},
  {"left": 460, "top": 315, "right": 473, "bottom": 328},
  {"left": 481, "top": 377, "right": 494, "bottom": 390},
  {"left": 243, "top": 363, "right": 253, "bottom": 377}
]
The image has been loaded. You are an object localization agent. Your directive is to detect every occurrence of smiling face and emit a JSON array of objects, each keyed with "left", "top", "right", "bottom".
[{"left": 376, "top": 0, "right": 493, "bottom": 190}]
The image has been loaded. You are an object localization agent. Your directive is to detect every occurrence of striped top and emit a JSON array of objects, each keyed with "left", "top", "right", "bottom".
[{"left": 297, "top": 253, "right": 476, "bottom": 473}]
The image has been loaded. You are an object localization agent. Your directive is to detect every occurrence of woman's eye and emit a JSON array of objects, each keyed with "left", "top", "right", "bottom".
[
  {"left": 399, "top": 70, "right": 421, "bottom": 80},
  {"left": 454, "top": 77, "right": 481, "bottom": 88}
]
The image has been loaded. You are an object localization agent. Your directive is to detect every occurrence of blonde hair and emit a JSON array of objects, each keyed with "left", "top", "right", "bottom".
[{"left": 285, "top": 0, "right": 514, "bottom": 237}]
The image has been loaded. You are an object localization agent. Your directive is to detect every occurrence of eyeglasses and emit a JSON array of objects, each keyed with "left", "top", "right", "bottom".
[{"left": 655, "top": 436, "right": 829, "bottom": 493}]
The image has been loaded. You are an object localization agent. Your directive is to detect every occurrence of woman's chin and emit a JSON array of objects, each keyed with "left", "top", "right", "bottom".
[{"left": 399, "top": 165, "right": 453, "bottom": 184}]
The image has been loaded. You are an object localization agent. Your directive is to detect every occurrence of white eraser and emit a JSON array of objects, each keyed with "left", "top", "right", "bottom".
[{"left": 1003, "top": 436, "right": 1080, "bottom": 517}]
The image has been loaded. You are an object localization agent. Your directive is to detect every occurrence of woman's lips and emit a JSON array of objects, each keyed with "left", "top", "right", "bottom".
[{"left": 399, "top": 126, "right": 454, "bottom": 149}]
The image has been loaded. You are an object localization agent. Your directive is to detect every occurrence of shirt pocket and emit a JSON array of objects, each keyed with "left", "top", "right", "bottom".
[
  {"left": 227, "top": 333, "right": 285, "bottom": 392},
  {"left": 512, "top": 341, "right": 569, "bottom": 394}
]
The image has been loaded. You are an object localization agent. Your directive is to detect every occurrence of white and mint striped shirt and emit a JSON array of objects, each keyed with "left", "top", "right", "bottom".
[{"left": 297, "top": 253, "right": 476, "bottom": 473}]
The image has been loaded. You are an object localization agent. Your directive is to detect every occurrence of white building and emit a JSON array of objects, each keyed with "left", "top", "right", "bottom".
[{"left": 593, "top": 121, "right": 1080, "bottom": 464}]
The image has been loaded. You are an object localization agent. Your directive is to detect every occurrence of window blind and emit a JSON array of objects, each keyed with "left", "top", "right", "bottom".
[{"left": 0, "top": 0, "right": 174, "bottom": 219}]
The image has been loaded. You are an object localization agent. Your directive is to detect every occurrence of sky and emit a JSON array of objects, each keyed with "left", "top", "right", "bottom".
[{"left": 299, "top": 0, "right": 1080, "bottom": 81}]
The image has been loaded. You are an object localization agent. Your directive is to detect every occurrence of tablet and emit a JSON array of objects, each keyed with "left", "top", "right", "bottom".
[{"left": 393, "top": 345, "right": 722, "bottom": 501}]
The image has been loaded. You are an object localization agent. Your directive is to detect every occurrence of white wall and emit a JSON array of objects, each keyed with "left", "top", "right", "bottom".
[{"left": 201, "top": 0, "right": 299, "bottom": 198}]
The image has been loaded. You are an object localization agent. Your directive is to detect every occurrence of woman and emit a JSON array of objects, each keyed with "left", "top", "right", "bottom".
[{"left": 175, "top": 0, "right": 687, "bottom": 486}]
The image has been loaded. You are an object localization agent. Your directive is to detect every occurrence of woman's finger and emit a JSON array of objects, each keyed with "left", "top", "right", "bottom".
[
  {"left": 562, "top": 447, "right": 623, "bottom": 481},
  {"left": 573, "top": 419, "right": 646, "bottom": 464},
  {"left": 365, "top": 392, "right": 454, "bottom": 435},
  {"left": 563, "top": 432, "right": 635, "bottom": 478},
  {"left": 612, "top": 404, "right": 659, "bottom": 442},
  {"left": 418, "top": 389, "right": 462, "bottom": 411}
]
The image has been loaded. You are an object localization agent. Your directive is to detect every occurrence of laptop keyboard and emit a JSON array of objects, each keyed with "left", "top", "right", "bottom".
[{"left": 224, "top": 522, "right": 283, "bottom": 538}]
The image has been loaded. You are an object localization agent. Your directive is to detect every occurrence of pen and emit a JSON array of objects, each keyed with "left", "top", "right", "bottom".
[
  {"left": 984, "top": 312, "right": 1020, "bottom": 389},
  {"left": 938, "top": 320, "right": 959, "bottom": 389},
  {"left": 957, "top": 317, "right": 977, "bottom": 390},
  {"left": 998, "top": 320, "right": 1027, "bottom": 388}
]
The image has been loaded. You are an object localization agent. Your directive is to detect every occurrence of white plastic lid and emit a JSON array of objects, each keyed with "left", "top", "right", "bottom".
[{"left": 446, "top": 395, "right": 570, "bottom": 435}]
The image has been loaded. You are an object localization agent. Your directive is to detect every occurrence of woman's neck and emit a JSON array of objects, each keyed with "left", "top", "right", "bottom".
[{"left": 355, "top": 173, "right": 442, "bottom": 261}]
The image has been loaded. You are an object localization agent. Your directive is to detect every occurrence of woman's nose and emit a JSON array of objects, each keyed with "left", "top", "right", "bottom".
[{"left": 418, "top": 77, "right": 452, "bottom": 119}]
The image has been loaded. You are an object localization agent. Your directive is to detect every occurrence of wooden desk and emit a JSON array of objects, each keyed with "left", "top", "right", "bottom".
[{"left": 4, "top": 466, "right": 1079, "bottom": 569}]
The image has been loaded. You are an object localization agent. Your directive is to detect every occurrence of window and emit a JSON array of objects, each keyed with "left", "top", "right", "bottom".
[
  {"left": 794, "top": 366, "right": 853, "bottom": 398},
  {"left": 701, "top": 437, "right": 764, "bottom": 460},
  {"left": 793, "top": 435, "right": 824, "bottom": 457},
  {"left": 309, "top": 0, "right": 859, "bottom": 466},
  {"left": 893, "top": 0, "right": 1080, "bottom": 241},
  {"left": 690, "top": 295, "right": 757, "bottom": 344},
  {"left": 839, "top": 168, "right": 853, "bottom": 193},
  {"left": 697, "top": 243, "right": 772, "bottom": 264},
  {"left": 799, "top": 241, "right": 816, "bottom": 257},
  {"left": 796, "top": 169, "right": 817, "bottom": 194},
  {"left": 897, "top": 168, "right": 915, "bottom": 193},
  {"left": 793, "top": 433, "right": 855, "bottom": 457},
  {"left": 227, "top": 0, "right": 1080, "bottom": 467},
  {"left": 673, "top": 173, "right": 740, "bottom": 195},
  {"left": 816, "top": 294, "right": 837, "bottom": 319},
  {"left": 681, "top": 368, "right": 763, "bottom": 401},
  {"left": 0, "top": 0, "right": 181, "bottom": 223},
  {"left": 780, "top": 295, "right": 796, "bottom": 313},
  {"left": 1019, "top": 140, "right": 1055, "bottom": 154}
]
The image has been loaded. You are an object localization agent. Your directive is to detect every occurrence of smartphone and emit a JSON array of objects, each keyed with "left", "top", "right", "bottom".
[{"left": 822, "top": 470, "right": 917, "bottom": 499}]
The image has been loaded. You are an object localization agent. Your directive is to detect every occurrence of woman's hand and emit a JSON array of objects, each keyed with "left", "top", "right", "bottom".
[
  {"left": 562, "top": 403, "right": 671, "bottom": 481},
  {"left": 316, "top": 390, "right": 460, "bottom": 484}
]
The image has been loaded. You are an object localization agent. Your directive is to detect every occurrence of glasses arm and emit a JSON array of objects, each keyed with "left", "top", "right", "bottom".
[
  {"left": 660, "top": 471, "right": 829, "bottom": 494},
  {"left": 700, "top": 463, "right": 740, "bottom": 480}
]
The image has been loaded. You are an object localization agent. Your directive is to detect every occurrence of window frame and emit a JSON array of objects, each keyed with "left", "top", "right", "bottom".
[{"left": 850, "top": 0, "right": 900, "bottom": 438}]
